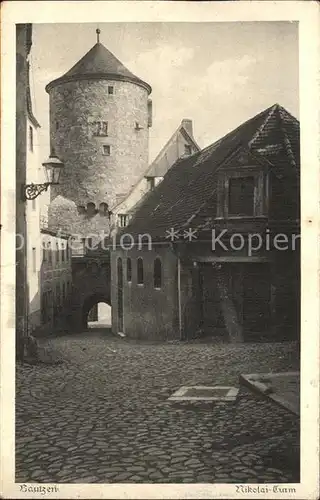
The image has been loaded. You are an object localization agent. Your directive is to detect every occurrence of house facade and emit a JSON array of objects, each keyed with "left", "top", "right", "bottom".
[
  {"left": 26, "top": 62, "right": 42, "bottom": 333},
  {"left": 111, "top": 104, "right": 300, "bottom": 343},
  {"left": 36, "top": 229, "right": 72, "bottom": 336},
  {"left": 112, "top": 119, "right": 200, "bottom": 229}
]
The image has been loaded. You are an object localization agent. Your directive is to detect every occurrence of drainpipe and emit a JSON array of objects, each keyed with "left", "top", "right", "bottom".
[{"left": 177, "top": 255, "right": 183, "bottom": 340}]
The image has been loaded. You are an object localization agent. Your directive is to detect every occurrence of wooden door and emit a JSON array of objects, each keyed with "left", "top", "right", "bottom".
[{"left": 242, "top": 264, "right": 270, "bottom": 339}]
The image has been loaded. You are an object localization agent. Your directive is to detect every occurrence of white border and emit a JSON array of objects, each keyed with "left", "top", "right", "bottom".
[{"left": 1, "top": 1, "right": 319, "bottom": 499}]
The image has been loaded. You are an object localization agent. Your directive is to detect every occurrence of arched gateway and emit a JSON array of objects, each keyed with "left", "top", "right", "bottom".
[
  {"left": 81, "top": 293, "right": 110, "bottom": 329},
  {"left": 70, "top": 250, "right": 111, "bottom": 331}
]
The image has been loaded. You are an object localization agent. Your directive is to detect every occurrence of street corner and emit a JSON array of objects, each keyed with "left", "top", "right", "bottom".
[{"left": 239, "top": 371, "right": 300, "bottom": 416}]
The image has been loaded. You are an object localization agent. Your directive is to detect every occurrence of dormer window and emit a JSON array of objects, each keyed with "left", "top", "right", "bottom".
[
  {"left": 184, "top": 144, "right": 192, "bottom": 156},
  {"left": 228, "top": 176, "right": 255, "bottom": 216},
  {"left": 102, "top": 145, "right": 111, "bottom": 156},
  {"left": 217, "top": 168, "right": 267, "bottom": 219}
]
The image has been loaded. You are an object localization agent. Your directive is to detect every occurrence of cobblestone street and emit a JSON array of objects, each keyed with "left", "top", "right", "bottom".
[{"left": 16, "top": 332, "right": 300, "bottom": 484}]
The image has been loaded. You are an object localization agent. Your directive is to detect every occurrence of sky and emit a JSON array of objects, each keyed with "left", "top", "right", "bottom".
[{"left": 30, "top": 21, "right": 299, "bottom": 163}]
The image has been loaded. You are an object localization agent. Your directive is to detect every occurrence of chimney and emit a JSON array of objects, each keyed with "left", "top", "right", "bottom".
[{"left": 181, "top": 119, "right": 193, "bottom": 138}]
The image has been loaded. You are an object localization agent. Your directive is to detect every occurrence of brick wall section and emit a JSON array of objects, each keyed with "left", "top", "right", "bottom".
[{"left": 49, "top": 79, "right": 149, "bottom": 210}]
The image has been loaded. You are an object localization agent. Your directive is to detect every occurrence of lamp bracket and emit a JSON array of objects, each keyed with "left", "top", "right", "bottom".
[{"left": 23, "top": 183, "right": 51, "bottom": 201}]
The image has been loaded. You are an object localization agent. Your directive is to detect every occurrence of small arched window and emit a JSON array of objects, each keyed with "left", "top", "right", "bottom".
[
  {"left": 99, "top": 202, "right": 108, "bottom": 215},
  {"left": 154, "top": 258, "right": 162, "bottom": 289},
  {"left": 127, "top": 258, "right": 132, "bottom": 282},
  {"left": 87, "top": 202, "right": 96, "bottom": 217},
  {"left": 137, "top": 257, "right": 144, "bottom": 285}
]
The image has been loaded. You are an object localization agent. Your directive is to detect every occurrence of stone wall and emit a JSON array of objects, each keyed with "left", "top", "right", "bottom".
[
  {"left": 71, "top": 256, "right": 111, "bottom": 330},
  {"left": 111, "top": 245, "right": 179, "bottom": 340},
  {"left": 49, "top": 79, "right": 149, "bottom": 210},
  {"left": 36, "top": 232, "right": 73, "bottom": 337}
]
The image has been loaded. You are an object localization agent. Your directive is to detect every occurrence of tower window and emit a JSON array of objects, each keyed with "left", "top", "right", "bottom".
[
  {"left": 108, "top": 86, "right": 114, "bottom": 95},
  {"left": 102, "top": 145, "right": 111, "bottom": 156},
  {"left": 93, "top": 121, "right": 108, "bottom": 136},
  {"left": 56, "top": 121, "right": 60, "bottom": 131},
  {"left": 99, "top": 202, "right": 109, "bottom": 215},
  {"left": 29, "top": 126, "right": 33, "bottom": 152}
]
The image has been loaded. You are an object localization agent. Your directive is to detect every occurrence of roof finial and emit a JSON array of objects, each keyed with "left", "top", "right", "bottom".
[{"left": 96, "top": 28, "right": 101, "bottom": 44}]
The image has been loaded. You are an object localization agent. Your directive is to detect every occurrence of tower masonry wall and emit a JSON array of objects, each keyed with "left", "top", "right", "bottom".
[{"left": 49, "top": 78, "right": 150, "bottom": 210}]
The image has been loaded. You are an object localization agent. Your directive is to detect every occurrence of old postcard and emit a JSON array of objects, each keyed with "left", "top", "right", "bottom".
[{"left": 1, "top": 1, "right": 319, "bottom": 499}]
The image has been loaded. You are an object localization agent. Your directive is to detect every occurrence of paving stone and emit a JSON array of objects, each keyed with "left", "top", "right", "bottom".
[
  {"left": 113, "top": 472, "right": 133, "bottom": 481},
  {"left": 15, "top": 335, "right": 300, "bottom": 484}
]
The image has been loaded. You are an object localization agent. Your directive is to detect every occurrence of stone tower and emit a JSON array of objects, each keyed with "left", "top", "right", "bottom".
[{"left": 46, "top": 30, "right": 152, "bottom": 238}]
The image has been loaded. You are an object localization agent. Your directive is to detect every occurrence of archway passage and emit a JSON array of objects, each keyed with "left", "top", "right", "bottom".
[{"left": 82, "top": 294, "right": 111, "bottom": 331}]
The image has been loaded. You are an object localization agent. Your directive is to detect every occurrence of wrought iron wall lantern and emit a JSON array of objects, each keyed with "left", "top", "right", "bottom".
[{"left": 22, "top": 155, "right": 64, "bottom": 201}]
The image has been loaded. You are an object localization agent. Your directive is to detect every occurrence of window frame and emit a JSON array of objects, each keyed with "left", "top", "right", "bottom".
[
  {"left": 153, "top": 257, "right": 162, "bottom": 290},
  {"left": 118, "top": 214, "right": 128, "bottom": 227},
  {"left": 228, "top": 175, "right": 255, "bottom": 217},
  {"left": 216, "top": 168, "right": 268, "bottom": 219},
  {"left": 127, "top": 257, "right": 132, "bottom": 282},
  {"left": 102, "top": 145, "right": 111, "bottom": 156},
  {"left": 137, "top": 257, "right": 144, "bottom": 286},
  {"left": 92, "top": 120, "right": 108, "bottom": 137}
]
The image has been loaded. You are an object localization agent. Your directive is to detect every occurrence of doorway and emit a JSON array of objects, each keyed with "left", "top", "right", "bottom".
[
  {"left": 199, "top": 262, "right": 271, "bottom": 341},
  {"left": 81, "top": 294, "right": 111, "bottom": 331},
  {"left": 87, "top": 302, "right": 112, "bottom": 329}
]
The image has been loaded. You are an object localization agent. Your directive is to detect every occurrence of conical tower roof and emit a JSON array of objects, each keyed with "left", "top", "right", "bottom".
[{"left": 46, "top": 41, "right": 151, "bottom": 94}]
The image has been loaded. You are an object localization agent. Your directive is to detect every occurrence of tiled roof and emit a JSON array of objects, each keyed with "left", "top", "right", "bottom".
[
  {"left": 46, "top": 43, "right": 151, "bottom": 94},
  {"left": 122, "top": 104, "right": 299, "bottom": 241}
]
